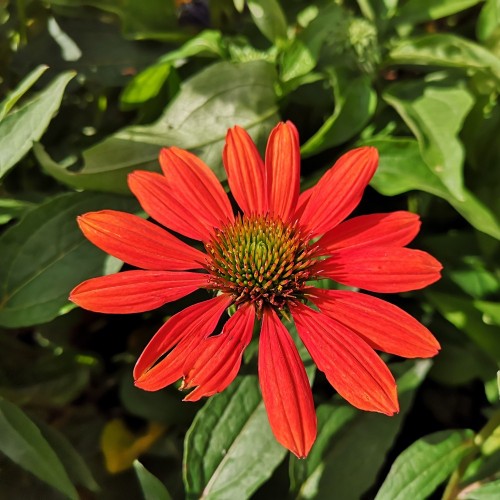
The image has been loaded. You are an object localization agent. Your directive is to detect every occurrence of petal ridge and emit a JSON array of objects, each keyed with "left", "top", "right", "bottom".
[
  {"left": 259, "top": 308, "right": 317, "bottom": 458},
  {"left": 78, "top": 210, "right": 206, "bottom": 270},
  {"left": 291, "top": 303, "right": 399, "bottom": 415}
]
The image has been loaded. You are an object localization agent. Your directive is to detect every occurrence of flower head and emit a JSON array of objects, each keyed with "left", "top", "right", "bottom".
[{"left": 70, "top": 121, "right": 442, "bottom": 458}]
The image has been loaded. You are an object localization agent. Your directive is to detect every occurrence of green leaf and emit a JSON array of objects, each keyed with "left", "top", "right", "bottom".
[
  {"left": 119, "top": 372, "right": 197, "bottom": 424},
  {"left": 47, "top": 0, "right": 181, "bottom": 40},
  {"left": 183, "top": 376, "right": 287, "bottom": 499},
  {"left": 0, "top": 397, "right": 78, "bottom": 499},
  {"left": 365, "top": 137, "right": 500, "bottom": 239},
  {"left": 388, "top": 34, "right": 500, "bottom": 85},
  {"left": 247, "top": 0, "right": 288, "bottom": 43},
  {"left": 0, "top": 71, "right": 74, "bottom": 179},
  {"left": 37, "top": 420, "right": 100, "bottom": 493},
  {"left": 121, "top": 30, "right": 226, "bottom": 107},
  {"left": 301, "top": 69, "right": 377, "bottom": 156},
  {"left": 0, "top": 198, "right": 36, "bottom": 225},
  {"left": 465, "top": 479, "right": 500, "bottom": 499},
  {"left": 0, "top": 192, "right": 137, "bottom": 328},
  {"left": 383, "top": 76, "right": 474, "bottom": 200},
  {"left": 394, "top": 0, "right": 483, "bottom": 26},
  {"left": 477, "top": 0, "right": 500, "bottom": 42},
  {"left": 38, "top": 61, "right": 279, "bottom": 193},
  {"left": 474, "top": 300, "right": 500, "bottom": 326},
  {"left": 292, "top": 360, "right": 432, "bottom": 499},
  {"left": 375, "top": 429, "right": 476, "bottom": 500},
  {"left": 0, "top": 65, "right": 47, "bottom": 121},
  {"left": 134, "top": 461, "right": 172, "bottom": 500},
  {"left": 426, "top": 291, "right": 500, "bottom": 359}
]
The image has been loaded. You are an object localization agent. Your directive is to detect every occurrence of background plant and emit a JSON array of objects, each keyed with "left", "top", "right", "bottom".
[{"left": 0, "top": 0, "right": 499, "bottom": 498}]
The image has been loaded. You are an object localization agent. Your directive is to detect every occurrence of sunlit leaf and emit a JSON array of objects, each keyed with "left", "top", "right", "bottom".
[
  {"left": 366, "top": 137, "right": 500, "bottom": 239},
  {"left": 394, "top": 0, "right": 483, "bottom": 26},
  {"left": 0, "top": 71, "right": 74, "bottom": 179},
  {"left": 383, "top": 76, "right": 474, "bottom": 200},
  {"left": 247, "top": 0, "right": 288, "bottom": 43},
  {"left": 375, "top": 429, "right": 476, "bottom": 500},
  {"left": 38, "top": 61, "right": 278, "bottom": 193},
  {"left": 291, "top": 360, "right": 432, "bottom": 499},
  {"left": 184, "top": 376, "right": 287, "bottom": 499}
]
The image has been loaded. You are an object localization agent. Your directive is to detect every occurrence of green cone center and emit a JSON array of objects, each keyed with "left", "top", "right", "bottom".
[{"left": 205, "top": 214, "right": 317, "bottom": 312}]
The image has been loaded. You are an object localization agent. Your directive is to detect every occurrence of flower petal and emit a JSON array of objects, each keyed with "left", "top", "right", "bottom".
[
  {"left": 291, "top": 303, "right": 399, "bottom": 415},
  {"left": 319, "top": 211, "right": 421, "bottom": 253},
  {"left": 160, "top": 147, "right": 234, "bottom": 227},
  {"left": 77, "top": 210, "right": 207, "bottom": 271},
  {"left": 310, "top": 289, "right": 440, "bottom": 358},
  {"left": 223, "top": 126, "right": 267, "bottom": 215},
  {"left": 182, "top": 303, "right": 255, "bottom": 401},
  {"left": 134, "top": 295, "right": 231, "bottom": 389},
  {"left": 320, "top": 246, "right": 442, "bottom": 293},
  {"left": 129, "top": 146, "right": 235, "bottom": 242},
  {"left": 265, "top": 121, "right": 300, "bottom": 220},
  {"left": 128, "top": 171, "right": 207, "bottom": 241},
  {"left": 69, "top": 270, "right": 208, "bottom": 313},
  {"left": 299, "top": 147, "right": 378, "bottom": 236},
  {"left": 259, "top": 308, "right": 317, "bottom": 458}
]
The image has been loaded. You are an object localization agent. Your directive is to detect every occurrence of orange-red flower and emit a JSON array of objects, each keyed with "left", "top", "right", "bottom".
[{"left": 70, "top": 122, "right": 442, "bottom": 458}]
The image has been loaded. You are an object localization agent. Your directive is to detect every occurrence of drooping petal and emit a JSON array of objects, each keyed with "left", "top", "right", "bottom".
[
  {"left": 318, "top": 211, "right": 421, "bottom": 253},
  {"left": 299, "top": 147, "right": 378, "bottom": 236},
  {"left": 310, "top": 289, "right": 440, "bottom": 358},
  {"left": 259, "top": 308, "right": 317, "bottom": 458},
  {"left": 182, "top": 303, "right": 255, "bottom": 401},
  {"left": 265, "top": 121, "right": 300, "bottom": 220},
  {"left": 77, "top": 210, "right": 207, "bottom": 271},
  {"left": 128, "top": 171, "right": 208, "bottom": 241},
  {"left": 134, "top": 295, "right": 231, "bottom": 390},
  {"left": 319, "top": 246, "right": 442, "bottom": 293},
  {"left": 291, "top": 303, "right": 399, "bottom": 415},
  {"left": 70, "top": 270, "right": 208, "bottom": 314},
  {"left": 223, "top": 126, "right": 267, "bottom": 215}
]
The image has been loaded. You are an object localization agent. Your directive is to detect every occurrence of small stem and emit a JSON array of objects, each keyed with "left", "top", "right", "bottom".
[
  {"left": 16, "top": 0, "right": 28, "bottom": 46},
  {"left": 442, "top": 411, "right": 500, "bottom": 500}
]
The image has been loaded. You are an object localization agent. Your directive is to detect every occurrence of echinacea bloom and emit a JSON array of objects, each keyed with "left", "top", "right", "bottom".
[{"left": 70, "top": 121, "right": 442, "bottom": 458}]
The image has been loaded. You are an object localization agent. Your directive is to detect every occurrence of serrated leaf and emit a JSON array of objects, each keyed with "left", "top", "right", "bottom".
[
  {"left": 134, "top": 461, "right": 172, "bottom": 500},
  {"left": 0, "top": 71, "right": 74, "bottom": 179},
  {"left": 0, "top": 192, "right": 137, "bottom": 328},
  {"left": 38, "top": 61, "right": 278, "bottom": 193},
  {"left": 365, "top": 137, "right": 500, "bottom": 239},
  {"left": 292, "top": 360, "right": 432, "bottom": 499},
  {"left": 375, "top": 429, "right": 476, "bottom": 500},
  {"left": 0, "top": 397, "right": 78, "bottom": 499},
  {"left": 383, "top": 76, "right": 474, "bottom": 200},
  {"left": 183, "top": 376, "right": 286, "bottom": 500}
]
